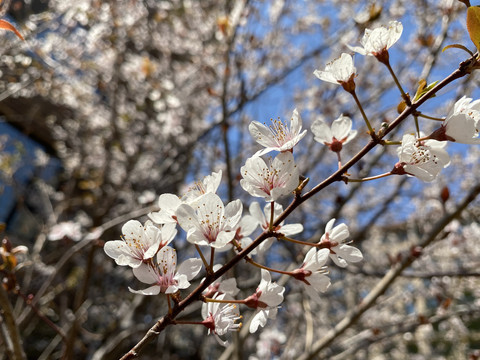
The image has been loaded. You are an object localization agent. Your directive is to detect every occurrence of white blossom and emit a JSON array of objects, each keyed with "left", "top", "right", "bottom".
[
  {"left": 129, "top": 246, "right": 202, "bottom": 295},
  {"left": 292, "top": 247, "right": 330, "bottom": 301},
  {"left": 240, "top": 152, "right": 299, "bottom": 202},
  {"left": 104, "top": 220, "right": 176, "bottom": 268},
  {"left": 394, "top": 134, "right": 450, "bottom": 182},
  {"left": 176, "top": 193, "right": 243, "bottom": 249},
  {"left": 246, "top": 201, "right": 303, "bottom": 254},
  {"left": 348, "top": 21, "right": 403, "bottom": 57},
  {"left": 248, "top": 108, "right": 307, "bottom": 157},
  {"left": 313, "top": 53, "right": 356, "bottom": 86},
  {"left": 203, "top": 264, "right": 240, "bottom": 298},
  {"left": 311, "top": 115, "right": 357, "bottom": 152},
  {"left": 246, "top": 269, "right": 285, "bottom": 333},
  {"left": 181, "top": 170, "right": 222, "bottom": 204},
  {"left": 430, "top": 96, "right": 480, "bottom": 144},
  {"left": 319, "top": 219, "right": 363, "bottom": 268},
  {"left": 201, "top": 293, "right": 242, "bottom": 346},
  {"left": 148, "top": 193, "right": 182, "bottom": 225}
]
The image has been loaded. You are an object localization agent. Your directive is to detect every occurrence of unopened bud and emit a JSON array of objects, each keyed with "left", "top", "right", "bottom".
[{"left": 440, "top": 186, "right": 450, "bottom": 204}]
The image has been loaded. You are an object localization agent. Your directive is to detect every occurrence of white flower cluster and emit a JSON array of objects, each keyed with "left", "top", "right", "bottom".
[{"left": 104, "top": 19, "right": 480, "bottom": 352}]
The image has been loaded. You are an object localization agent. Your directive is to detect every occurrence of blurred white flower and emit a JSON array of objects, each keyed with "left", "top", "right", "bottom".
[
  {"left": 48, "top": 221, "right": 82, "bottom": 241},
  {"left": 252, "top": 327, "right": 287, "bottom": 360},
  {"left": 313, "top": 53, "right": 356, "bottom": 88},
  {"left": 104, "top": 220, "right": 176, "bottom": 268},
  {"left": 394, "top": 134, "right": 450, "bottom": 182},
  {"left": 176, "top": 193, "right": 242, "bottom": 249},
  {"left": 249, "top": 108, "right": 307, "bottom": 157},
  {"left": 348, "top": 21, "right": 403, "bottom": 57},
  {"left": 246, "top": 269, "right": 285, "bottom": 333},
  {"left": 311, "top": 115, "right": 357, "bottom": 152},
  {"left": 129, "top": 246, "right": 202, "bottom": 295},
  {"left": 240, "top": 152, "right": 299, "bottom": 202},
  {"left": 319, "top": 219, "right": 363, "bottom": 267}
]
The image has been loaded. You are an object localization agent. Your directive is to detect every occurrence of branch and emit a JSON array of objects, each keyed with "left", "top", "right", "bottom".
[
  {"left": 119, "top": 54, "right": 479, "bottom": 359},
  {"left": 0, "top": 285, "right": 26, "bottom": 360}
]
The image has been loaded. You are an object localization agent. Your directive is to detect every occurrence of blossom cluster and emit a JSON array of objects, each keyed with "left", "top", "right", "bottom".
[
  {"left": 103, "top": 19, "right": 479, "bottom": 353},
  {"left": 103, "top": 103, "right": 365, "bottom": 344}
]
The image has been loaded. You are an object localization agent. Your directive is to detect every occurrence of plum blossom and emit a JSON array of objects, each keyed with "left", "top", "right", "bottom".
[
  {"left": 129, "top": 246, "right": 202, "bottom": 295},
  {"left": 148, "top": 193, "right": 182, "bottom": 225},
  {"left": 240, "top": 152, "right": 299, "bottom": 202},
  {"left": 203, "top": 264, "right": 240, "bottom": 298},
  {"left": 246, "top": 202, "right": 303, "bottom": 254},
  {"left": 319, "top": 219, "right": 363, "bottom": 268},
  {"left": 176, "top": 193, "right": 243, "bottom": 249},
  {"left": 248, "top": 108, "right": 307, "bottom": 157},
  {"left": 392, "top": 134, "right": 450, "bottom": 182},
  {"left": 292, "top": 247, "right": 330, "bottom": 301},
  {"left": 148, "top": 171, "right": 223, "bottom": 225},
  {"left": 181, "top": 170, "right": 222, "bottom": 204},
  {"left": 428, "top": 96, "right": 480, "bottom": 144},
  {"left": 104, "top": 220, "right": 176, "bottom": 268},
  {"left": 348, "top": 21, "right": 403, "bottom": 59},
  {"left": 311, "top": 115, "right": 357, "bottom": 152},
  {"left": 313, "top": 53, "right": 356, "bottom": 91},
  {"left": 245, "top": 269, "right": 285, "bottom": 333},
  {"left": 201, "top": 293, "right": 242, "bottom": 346}
]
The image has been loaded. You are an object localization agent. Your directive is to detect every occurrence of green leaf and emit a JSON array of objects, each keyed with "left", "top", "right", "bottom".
[
  {"left": 413, "top": 80, "right": 439, "bottom": 101},
  {"left": 467, "top": 6, "right": 480, "bottom": 52}
]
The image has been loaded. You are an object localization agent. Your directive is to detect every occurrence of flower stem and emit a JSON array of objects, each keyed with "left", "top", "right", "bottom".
[
  {"left": 350, "top": 89, "right": 375, "bottom": 136},
  {"left": 383, "top": 58, "right": 409, "bottom": 104},
  {"left": 204, "top": 297, "right": 245, "bottom": 304},
  {"left": 173, "top": 320, "right": 205, "bottom": 325},
  {"left": 414, "top": 114, "right": 420, "bottom": 137},
  {"left": 195, "top": 245, "right": 211, "bottom": 274},
  {"left": 269, "top": 201, "right": 275, "bottom": 231},
  {"left": 417, "top": 113, "right": 445, "bottom": 121},
  {"left": 245, "top": 256, "right": 295, "bottom": 276},
  {"left": 344, "top": 172, "right": 393, "bottom": 182},
  {"left": 382, "top": 140, "right": 401, "bottom": 145},
  {"left": 280, "top": 235, "right": 320, "bottom": 248},
  {"left": 337, "top": 152, "right": 342, "bottom": 169},
  {"left": 210, "top": 247, "right": 215, "bottom": 270}
]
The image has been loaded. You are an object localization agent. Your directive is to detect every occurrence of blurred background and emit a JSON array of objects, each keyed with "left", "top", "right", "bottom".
[{"left": 1, "top": 0, "right": 480, "bottom": 359}]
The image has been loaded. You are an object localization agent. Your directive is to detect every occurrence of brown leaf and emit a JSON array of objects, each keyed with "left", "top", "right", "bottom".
[{"left": 0, "top": 19, "right": 24, "bottom": 41}]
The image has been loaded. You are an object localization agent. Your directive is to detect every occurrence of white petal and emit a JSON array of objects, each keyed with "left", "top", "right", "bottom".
[
  {"left": 177, "top": 258, "right": 203, "bottom": 280},
  {"left": 311, "top": 119, "right": 333, "bottom": 144},
  {"left": 249, "top": 310, "right": 268, "bottom": 333},
  {"left": 331, "top": 115, "right": 353, "bottom": 140},
  {"left": 128, "top": 285, "right": 161, "bottom": 296}
]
